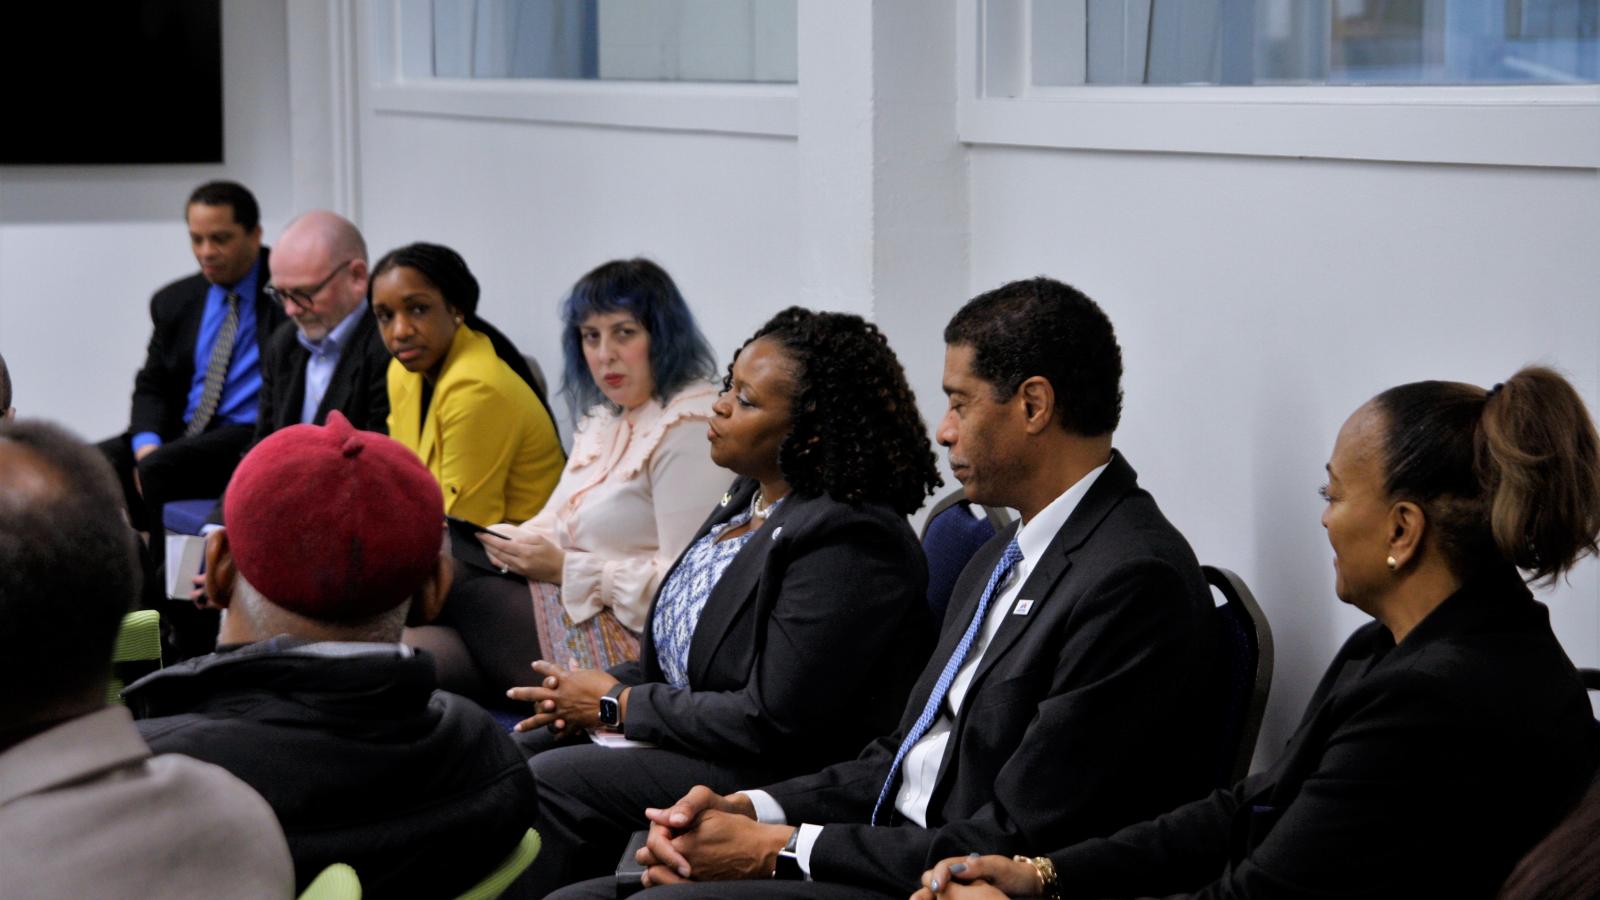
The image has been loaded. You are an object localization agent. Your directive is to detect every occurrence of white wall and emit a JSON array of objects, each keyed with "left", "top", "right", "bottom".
[
  {"left": 0, "top": 0, "right": 292, "bottom": 440},
  {"left": 354, "top": 110, "right": 801, "bottom": 424},
  {"left": 966, "top": 145, "right": 1600, "bottom": 757}
]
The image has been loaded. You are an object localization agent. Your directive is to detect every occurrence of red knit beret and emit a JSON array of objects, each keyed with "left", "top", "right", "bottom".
[{"left": 222, "top": 411, "right": 444, "bottom": 621}]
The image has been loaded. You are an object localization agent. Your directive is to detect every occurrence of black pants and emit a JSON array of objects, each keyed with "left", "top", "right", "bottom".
[
  {"left": 98, "top": 425, "right": 252, "bottom": 660},
  {"left": 98, "top": 425, "right": 253, "bottom": 533},
  {"left": 525, "top": 742, "right": 779, "bottom": 898},
  {"left": 420, "top": 565, "right": 544, "bottom": 701}
]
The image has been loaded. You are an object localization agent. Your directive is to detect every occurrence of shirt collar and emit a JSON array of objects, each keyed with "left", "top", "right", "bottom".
[
  {"left": 296, "top": 304, "right": 367, "bottom": 354},
  {"left": 1014, "top": 459, "right": 1111, "bottom": 566},
  {"left": 216, "top": 256, "right": 262, "bottom": 299}
]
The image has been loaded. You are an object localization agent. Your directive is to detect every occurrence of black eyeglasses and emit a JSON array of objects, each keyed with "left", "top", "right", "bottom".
[{"left": 265, "top": 259, "right": 354, "bottom": 312}]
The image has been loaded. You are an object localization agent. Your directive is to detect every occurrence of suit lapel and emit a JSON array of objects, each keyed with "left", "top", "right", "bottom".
[
  {"left": 963, "top": 453, "right": 1139, "bottom": 690},
  {"left": 283, "top": 343, "right": 310, "bottom": 430},
  {"left": 683, "top": 483, "right": 789, "bottom": 686},
  {"left": 314, "top": 313, "right": 374, "bottom": 423}
]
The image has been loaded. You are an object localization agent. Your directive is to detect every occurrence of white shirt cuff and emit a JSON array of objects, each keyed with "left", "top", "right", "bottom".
[
  {"left": 795, "top": 823, "right": 824, "bottom": 878},
  {"left": 742, "top": 790, "right": 787, "bottom": 824},
  {"left": 741, "top": 791, "right": 821, "bottom": 880}
]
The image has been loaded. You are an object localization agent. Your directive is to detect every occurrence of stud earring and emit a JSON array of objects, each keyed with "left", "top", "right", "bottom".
[
  {"left": 454, "top": 316, "right": 463, "bottom": 325},
  {"left": 1386, "top": 556, "right": 1399, "bottom": 571}
]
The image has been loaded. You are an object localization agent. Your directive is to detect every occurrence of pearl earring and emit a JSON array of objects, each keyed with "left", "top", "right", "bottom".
[
  {"left": 1386, "top": 556, "right": 1398, "bottom": 571},
  {"left": 454, "top": 316, "right": 463, "bottom": 324}
]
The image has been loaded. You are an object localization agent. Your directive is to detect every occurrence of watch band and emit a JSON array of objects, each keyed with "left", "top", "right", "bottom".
[
  {"left": 773, "top": 829, "right": 803, "bottom": 880},
  {"left": 599, "top": 682, "right": 627, "bottom": 727}
]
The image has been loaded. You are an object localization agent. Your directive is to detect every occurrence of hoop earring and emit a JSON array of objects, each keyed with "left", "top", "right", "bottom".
[{"left": 1386, "top": 556, "right": 1399, "bottom": 571}]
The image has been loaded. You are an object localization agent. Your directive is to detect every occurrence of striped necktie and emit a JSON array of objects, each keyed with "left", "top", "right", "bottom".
[
  {"left": 185, "top": 291, "right": 240, "bottom": 437},
  {"left": 871, "top": 537, "right": 1024, "bottom": 825}
]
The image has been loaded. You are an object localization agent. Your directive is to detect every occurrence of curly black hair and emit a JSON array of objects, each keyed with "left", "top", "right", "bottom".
[{"left": 732, "top": 307, "right": 942, "bottom": 515}]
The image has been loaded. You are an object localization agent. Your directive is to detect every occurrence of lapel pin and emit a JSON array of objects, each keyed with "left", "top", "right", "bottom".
[
  {"left": 719, "top": 492, "right": 731, "bottom": 507},
  {"left": 1012, "top": 599, "right": 1034, "bottom": 616},
  {"left": 771, "top": 526, "right": 783, "bottom": 540}
]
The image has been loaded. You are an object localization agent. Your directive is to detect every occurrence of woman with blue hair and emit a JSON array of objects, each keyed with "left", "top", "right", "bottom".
[{"left": 416, "top": 258, "right": 727, "bottom": 694}]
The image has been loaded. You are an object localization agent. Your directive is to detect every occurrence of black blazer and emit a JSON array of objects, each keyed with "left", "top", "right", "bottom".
[
  {"left": 1049, "top": 568, "right": 1597, "bottom": 899},
  {"left": 129, "top": 248, "right": 283, "bottom": 438},
  {"left": 609, "top": 477, "right": 934, "bottom": 779},
  {"left": 760, "top": 452, "right": 1219, "bottom": 894},
  {"left": 253, "top": 310, "right": 391, "bottom": 441}
]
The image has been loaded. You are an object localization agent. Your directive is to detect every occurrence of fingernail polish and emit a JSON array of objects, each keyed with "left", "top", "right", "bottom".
[
  {"left": 930, "top": 878, "right": 941, "bottom": 891},
  {"left": 950, "top": 863, "right": 967, "bottom": 875}
]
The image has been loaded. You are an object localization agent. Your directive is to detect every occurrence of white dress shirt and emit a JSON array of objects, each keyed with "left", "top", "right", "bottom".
[{"left": 744, "top": 460, "right": 1110, "bottom": 875}]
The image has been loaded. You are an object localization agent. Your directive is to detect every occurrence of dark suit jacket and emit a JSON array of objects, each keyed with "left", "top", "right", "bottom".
[
  {"left": 253, "top": 310, "right": 391, "bottom": 441},
  {"left": 609, "top": 477, "right": 935, "bottom": 779},
  {"left": 129, "top": 248, "right": 283, "bottom": 438},
  {"left": 760, "top": 452, "right": 1219, "bottom": 894},
  {"left": 1049, "top": 568, "right": 1597, "bottom": 900}
]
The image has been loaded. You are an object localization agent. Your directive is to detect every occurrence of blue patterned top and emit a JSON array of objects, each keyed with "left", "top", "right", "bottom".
[{"left": 651, "top": 497, "right": 785, "bottom": 689}]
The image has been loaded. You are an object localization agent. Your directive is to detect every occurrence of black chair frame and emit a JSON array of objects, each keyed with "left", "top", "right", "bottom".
[{"left": 1203, "top": 564, "right": 1275, "bottom": 786}]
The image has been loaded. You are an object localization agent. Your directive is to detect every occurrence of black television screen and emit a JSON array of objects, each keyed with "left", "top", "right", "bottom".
[{"left": 1, "top": 0, "right": 222, "bottom": 165}]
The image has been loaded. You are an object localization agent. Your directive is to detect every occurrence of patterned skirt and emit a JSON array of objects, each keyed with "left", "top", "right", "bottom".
[{"left": 529, "top": 580, "right": 641, "bottom": 670}]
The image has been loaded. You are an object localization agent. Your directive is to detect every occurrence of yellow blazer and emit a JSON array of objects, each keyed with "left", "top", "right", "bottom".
[{"left": 386, "top": 325, "right": 562, "bottom": 525}]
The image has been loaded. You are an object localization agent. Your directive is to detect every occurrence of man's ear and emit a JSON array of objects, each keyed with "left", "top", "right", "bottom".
[
  {"left": 1017, "top": 375, "right": 1057, "bottom": 436},
  {"left": 406, "top": 550, "right": 453, "bottom": 627},
  {"left": 348, "top": 258, "right": 370, "bottom": 294},
  {"left": 202, "top": 529, "right": 238, "bottom": 609}
]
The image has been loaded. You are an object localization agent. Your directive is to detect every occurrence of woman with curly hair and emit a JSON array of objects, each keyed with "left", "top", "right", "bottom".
[{"left": 511, "top": 306, "right": 943, "bottom": 895}]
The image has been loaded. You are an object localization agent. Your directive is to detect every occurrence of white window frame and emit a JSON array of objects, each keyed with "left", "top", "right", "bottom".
[
  {"left": 960, "top": 0, "right": 1600, "bottom": 168},
  {"left": 364, "top": 0, "right": 798, "bottom": 138}
]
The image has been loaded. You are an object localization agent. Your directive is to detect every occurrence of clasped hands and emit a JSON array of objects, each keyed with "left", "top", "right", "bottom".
[
  {"left": 617, "top": 786, "right": 1042, "bottom": 896},
  {"left": 506, "top": 660, "right": 621, "bottom": 736},
  {"left": 911, "top": 854, "right": 1045, "bottom": 899},
  {"left": 622, "top": 786, "right": 795, "bottom": 887}
]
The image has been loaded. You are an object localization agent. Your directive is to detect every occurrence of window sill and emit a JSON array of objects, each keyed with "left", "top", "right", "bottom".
[
  {"left": 959, "top": 85, "right": 1600, "bottom": 168},
  {"left": 368, "top": 78, "right": 798, "bottom": 138}
]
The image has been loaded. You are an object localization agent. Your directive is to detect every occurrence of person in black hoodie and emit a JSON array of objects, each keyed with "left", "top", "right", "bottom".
[{"left": 128, "top": 411, "right": 537, "bottom": 898}]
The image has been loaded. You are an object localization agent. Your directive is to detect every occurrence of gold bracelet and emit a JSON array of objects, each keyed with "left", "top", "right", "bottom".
[{"left": 1013, "top": 854, "right": 1060, "bottom": 900}]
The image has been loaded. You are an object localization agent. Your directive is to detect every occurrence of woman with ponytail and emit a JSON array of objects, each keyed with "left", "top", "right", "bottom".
[
  {"left": 370, "top": 242, "right": 564, "bottom": 525},
  {"left": 914, "top": 367, "right": 1600, "bottom": 900}
]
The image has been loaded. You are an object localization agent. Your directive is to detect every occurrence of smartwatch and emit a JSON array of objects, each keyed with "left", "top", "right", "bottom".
[
  {"left": 773, "top": 828, "right": 803, "bottom": 880},
  {"left": 598, "top": 683, "right": 627, "bottom": 728}
]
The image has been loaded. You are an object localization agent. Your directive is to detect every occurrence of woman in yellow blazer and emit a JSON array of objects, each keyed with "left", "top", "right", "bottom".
[{"left": 370, "top": 242, "right": 563, "bottom": 525}]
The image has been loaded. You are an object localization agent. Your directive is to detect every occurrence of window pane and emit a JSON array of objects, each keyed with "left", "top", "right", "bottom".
[
  {"left": 431, "top": 0, "right": 797, "bottom": 83},
  {"left": 1028, "top": 0, "right": 1599, "bottom": 86}
]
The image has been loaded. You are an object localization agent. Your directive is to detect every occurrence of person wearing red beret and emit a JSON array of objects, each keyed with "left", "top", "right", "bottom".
[{"left": 125, "top": 411, "right": 538, "bottom": 898}]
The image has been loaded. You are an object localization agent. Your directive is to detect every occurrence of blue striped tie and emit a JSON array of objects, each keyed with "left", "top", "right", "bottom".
[{"left": 871, "top": 537, "right": 1024, "bottom": 825}]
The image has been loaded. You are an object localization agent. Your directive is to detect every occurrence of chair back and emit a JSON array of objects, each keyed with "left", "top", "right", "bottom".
[
  {"left": 107, "top": 609, "right": 163, "bottom": 705},
  {"left": 299, "top": 863, "right": 362, "bottom": 900},
  {"left": 520, "top": 354, "right": 549, "bottom": 402},
  {"left": 455, "top": 829, "right": 542, "bottom": 900},
  {"left": 919, "top": 487, "right": 1014, "bottom": 625},
  {"left": 1202, "top": 565, "right": 1274, "bottom": 787}
]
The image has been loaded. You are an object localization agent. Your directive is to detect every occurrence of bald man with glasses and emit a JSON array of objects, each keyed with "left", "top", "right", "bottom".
[{"left": 253, "top": 210, "right": 390, "bottom": 442}]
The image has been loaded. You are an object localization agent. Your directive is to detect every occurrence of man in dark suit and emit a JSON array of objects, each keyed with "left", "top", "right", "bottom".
[
  {"left": 250, "top": 209, "right": 389, "bottom": 442},
  {"left": 99, "top": 181, "right": 284, "bottom": 535},
  {"left": 546, "top": 277, "right": 1221, "bottom": 899}
]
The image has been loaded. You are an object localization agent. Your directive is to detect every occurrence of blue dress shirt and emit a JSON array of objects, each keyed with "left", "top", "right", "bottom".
[
  {"left": 132, "top": 260, "right": 263, "bottom": 451},
  {"left": 297, "top": 306, "right": 367, "bottom": 424}
]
